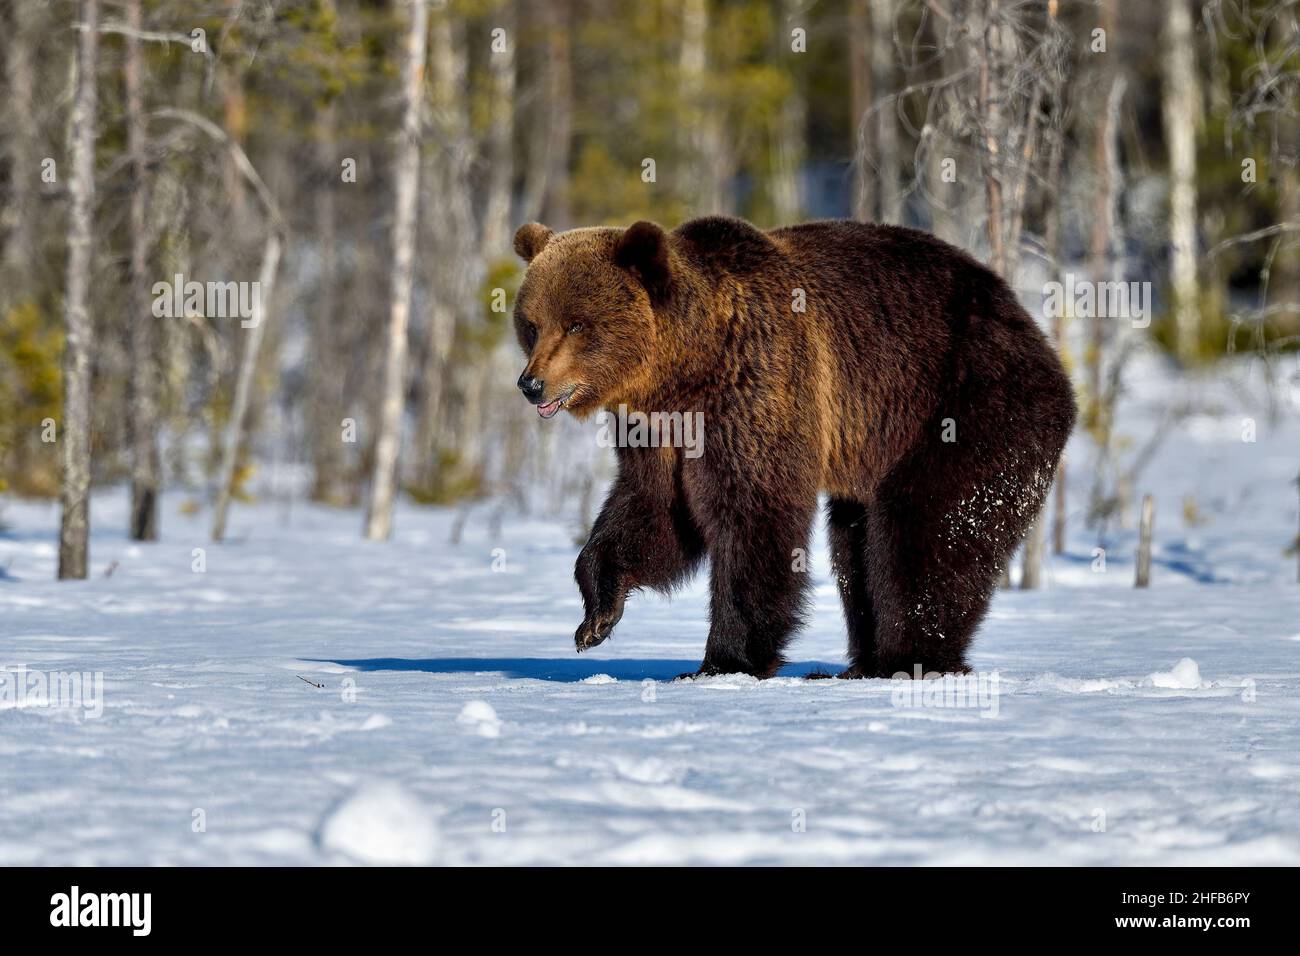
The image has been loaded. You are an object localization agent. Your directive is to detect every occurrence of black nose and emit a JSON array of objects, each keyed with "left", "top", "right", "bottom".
[{"left": 517, "top": 373, "right": 545, "bottom": 403}]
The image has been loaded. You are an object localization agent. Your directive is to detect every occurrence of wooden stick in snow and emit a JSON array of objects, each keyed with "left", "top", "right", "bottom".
[{"left": 1136, "top": 494, "right": 1154, "bottom": 588}]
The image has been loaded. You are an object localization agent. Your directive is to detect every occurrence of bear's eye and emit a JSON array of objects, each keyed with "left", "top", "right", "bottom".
[
  {"left": 521, "top": 320, "right": 538, "bottom": 350},
  {"left": 566, "top": 322, "right": 585, "bottom": 335}
]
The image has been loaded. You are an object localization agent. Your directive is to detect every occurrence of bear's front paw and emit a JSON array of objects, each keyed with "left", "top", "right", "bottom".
[{"left": 574, "top": 609, "right": 622, "bottom": 652}]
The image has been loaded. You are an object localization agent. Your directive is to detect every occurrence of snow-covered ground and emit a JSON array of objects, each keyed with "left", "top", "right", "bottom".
[{"left": 2, "top": 355, "right": 1299, "bottom": 865}]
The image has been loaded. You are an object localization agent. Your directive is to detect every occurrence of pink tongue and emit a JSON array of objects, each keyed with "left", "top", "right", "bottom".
[{"left": 538, "top": 399, "right": 561, "bottom": 419}]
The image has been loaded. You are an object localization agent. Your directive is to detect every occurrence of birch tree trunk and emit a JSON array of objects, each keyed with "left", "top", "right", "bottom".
[
  {"left": 434, "top": 8, "right": 488, "bottom": 494},
  {"left": 871, "top": 0, "right": 901, "bottom": 224},
  {"left": 519, "top": 0, "right": 569, "bottom": 226},
  {"left": 161, "top": 185, "right": 195, "bottom": 487},
  {"left": 2, "top": 0, "right": 40, "bottom": 286},
  {"left": 1045, "top": 122, "right": 1069, "bottom": 556},
  {"left": 363, "top": 0, "right": 428, "bottom": 541},
  {"left": 518, "top": 0, "right": 570, "bottom": 228},
  {"left": 1001, "top": 3, "right": 1056, "bottom": 284},
  {"left": 546, "top": 0, "right": 572, "bottom": 227},
  {"left": 1272, "top": 7, "right": 1300, "bottom": 340},
  {"left": 1279, "top": 158, "right": 1300, "bottom": 338},
  {"left": 308, "top": 104, "right": 348, "bottom": 505},
  {"left": 1024, "top": 97, "right": 1064, "bottom": 586},
  {"left": 1085, "top": 45, "right": 1128, "bottom": 529},
  {"left": 977, "top": 0, "right": 1005, "bottom": 275},
  {"left": 481, "top": 0, "right": 516, "bottom": 263},
  {"left": 475, "top": 1, "right": 521, "bottom": 497},
  {"left": 211, "top": 233, "right": 281, "bottom": 542},
  {"left": 927, "top": 9, "right": 965, "bottom": 244},
  {"left": 1087, "top": 0, "right": 1119, "bottom": 422},
  {"left": 58, "top": 0, "right": 100, "bottom": 581},
  {"left": 849, "top": 0, "right": 873, "bottom": 221},
  {"left": 306, "top": 2, "right": 349, "bottom": 506},
  {"left": 680, "top": 0, "right": 708, "bottom": 207},
  {"left": 1162, "top": 0, "right": 1201, "bottom": 364},
  {"left": 681, "top": 0, "right": 732, "bottom": 215},
  {"left": 125, "top": 0, "right": 160, "bottom": 541},
  {"left": 770, "top": 80, "right": 806, "bottom": 223},
  {"left": 771, "top": 0, "right": 806, "bottom": 224},
  {"left": 1020, "top": 512, "right": 1045, "bottom": 589},
  {"left": 412, "top": 2, "right": 478, "bottom": 498}
]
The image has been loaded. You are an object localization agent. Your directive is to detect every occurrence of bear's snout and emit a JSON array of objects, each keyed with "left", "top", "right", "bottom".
[{"left": 517, "top": 372, "right": 545, "bottom": 404}]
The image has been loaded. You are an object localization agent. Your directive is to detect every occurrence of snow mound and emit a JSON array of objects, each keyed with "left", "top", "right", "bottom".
[
  {"left": 317, "top": 781, "right": 439, "bottom": 865},
  {"left": 456, "top": 700, "right": 502, "bottom": 737},
  {"left": 1148, "top": 657, "right": 1203, "bottom": 689}
]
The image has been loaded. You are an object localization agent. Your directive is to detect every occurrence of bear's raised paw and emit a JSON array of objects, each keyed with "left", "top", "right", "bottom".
[{"left": 574, "top": 611, "right": 621, "bottom": 652}]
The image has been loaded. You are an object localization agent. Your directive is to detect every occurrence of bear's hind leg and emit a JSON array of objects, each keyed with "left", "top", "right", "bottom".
[
  {"left": 826, "top": 497, "right": 878, "bottom": 678},
  {"left": 865, "top": 430, "right": 1058, "bottom": 678}
]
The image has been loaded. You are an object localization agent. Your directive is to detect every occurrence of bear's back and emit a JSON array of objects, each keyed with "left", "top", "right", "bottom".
[
  {"left": 671, "top": 215, "right": 1049, "bottom": 403},
  {"left": 766, "top": 219, "right": 1040, "bottom": 348},
  {"left": 767, "top": 219, "right": 990, "bottom": 296}
]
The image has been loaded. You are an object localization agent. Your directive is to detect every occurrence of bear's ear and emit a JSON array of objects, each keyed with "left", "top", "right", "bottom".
[
  {"left": 514, "top": 222, "right": 553, "bottom": 263},
  {"left": 614, "top": 220, "right": 671, "bottom": 303}
]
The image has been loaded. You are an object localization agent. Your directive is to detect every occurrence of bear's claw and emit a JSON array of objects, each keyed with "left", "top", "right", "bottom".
[{"left": 574, "top": 613, "right": 619, "bottom": 652}]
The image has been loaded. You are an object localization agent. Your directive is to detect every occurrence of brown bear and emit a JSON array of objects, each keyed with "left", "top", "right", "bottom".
[{"left": 511, "top": 216, "right": 1075, "bottom": 679}]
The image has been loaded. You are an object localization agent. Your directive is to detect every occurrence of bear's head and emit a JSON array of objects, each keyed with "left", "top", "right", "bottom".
[{"left": 511, "top": 220, "right": 671, "bottom": 420}]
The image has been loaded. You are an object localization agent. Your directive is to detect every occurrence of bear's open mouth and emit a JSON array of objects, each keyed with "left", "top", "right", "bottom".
[{"left": 537, "top": 385, "right": 577, "bottom": 420}]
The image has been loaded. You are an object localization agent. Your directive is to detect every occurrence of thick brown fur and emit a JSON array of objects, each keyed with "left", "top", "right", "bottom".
[{"left": 512, "top": 216, "right": 1076, "bottom": 679}]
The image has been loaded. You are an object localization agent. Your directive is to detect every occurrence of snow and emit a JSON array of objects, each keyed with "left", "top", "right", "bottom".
[
  {"left": 1, "top": 355, "right": 1299, "bottom": 865},
  {"left": 318, "top": 781, "right": 441, "bottom": 865},
  {"left": 1148, "top": 657, "right": 1204, "bottom": 690},
  {"left": 456, "top": 700, "right": 503, "bottom": 737}
]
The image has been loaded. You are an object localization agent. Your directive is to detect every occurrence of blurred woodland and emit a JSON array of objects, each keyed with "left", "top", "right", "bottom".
[{"left": 0, "top": 0, "right": 1297, "bottom": 580}]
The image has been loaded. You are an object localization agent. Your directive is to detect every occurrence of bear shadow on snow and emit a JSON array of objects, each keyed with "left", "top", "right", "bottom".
[
  {"left": 510, "top": 215, "right": 1076, "bottom": 681},
  {"left": 309, "top": 657, "right": 845, "bottom": 683}
]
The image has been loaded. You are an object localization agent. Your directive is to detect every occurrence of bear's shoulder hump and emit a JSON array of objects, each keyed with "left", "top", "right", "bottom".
[{"left": 672, "top": 216, "right": 778, "bottom": 273}]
